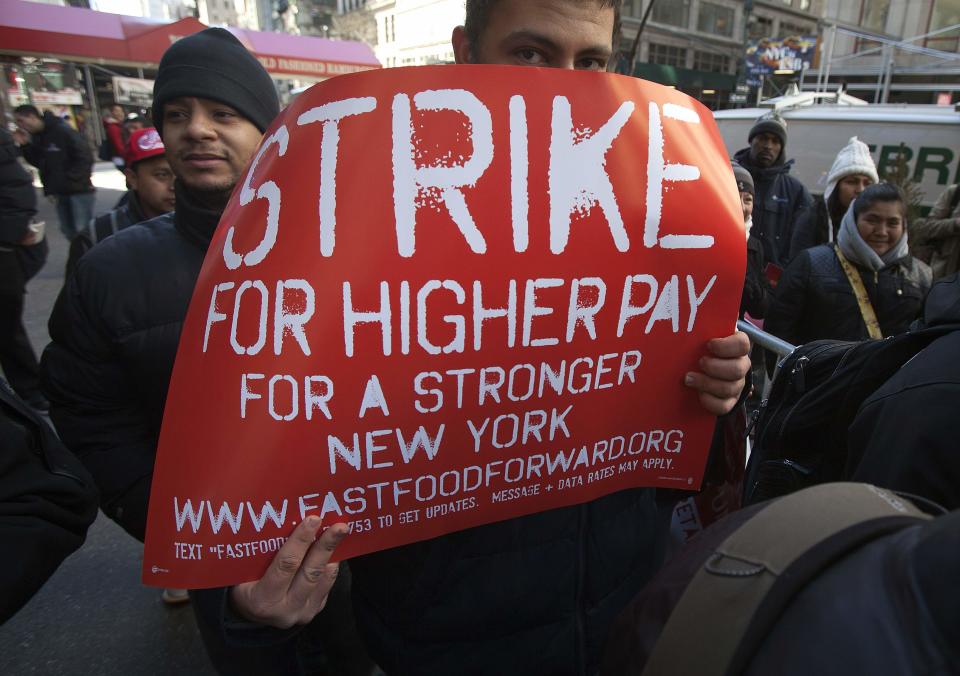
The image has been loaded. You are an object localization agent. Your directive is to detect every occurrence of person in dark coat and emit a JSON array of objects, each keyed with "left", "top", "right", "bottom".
[
  {"left": 41, "top": 27, "right": 378, "bottom": 673},
  {"left": 848, "top": 273, "right": 960, "bottom": 510},
  {"left": 0, "top": 127, "right": 48, "bottom": 410},
  {"left": 65, "top": 126, "right": 175, "bottom": 276},
  {"left": 766, "top": 183, "right": 932, "bottom": 346},
  {"left": 0, "top": 376, "right": 98, "bottom": 624},
  {"left": 788, "top": 136, "right": 878, "bottom": 260},
  {"left": 733, "top": 111, "right": 813, "bottom": 269},
  {"left": 191, "top": 3, "right": 752, "bottom": 675},
  {"left": 13, "top": 105, "right": 95, "bottom": 241}
]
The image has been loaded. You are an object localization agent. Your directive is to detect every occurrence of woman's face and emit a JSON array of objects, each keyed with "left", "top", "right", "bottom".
[
  {"left": 740, "top": 191, "right": 754, "bottom": 222},
  {"left": 856, "top": 200, "right": 904, "bottom": 257},
  {"left": 836, "top": 174, "right": 874, "bottom": 209}
]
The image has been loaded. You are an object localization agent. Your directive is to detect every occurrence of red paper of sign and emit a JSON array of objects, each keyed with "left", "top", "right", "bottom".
[{"left": 142, "top": 66, "right": 745, "bottom": 589}]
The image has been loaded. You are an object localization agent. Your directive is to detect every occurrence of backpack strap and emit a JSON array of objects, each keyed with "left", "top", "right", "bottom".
[
  {"left": 834, "top": 244, "right": 883, "bottom": 340},
  {"left": 642, "top": 483, "right": 930, "bottom": 676}
]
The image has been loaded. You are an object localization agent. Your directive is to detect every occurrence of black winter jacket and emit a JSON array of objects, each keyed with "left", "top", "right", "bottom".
[
  {"left": 765, "top": 244, "right": 932, "bottom": 346},
  {"left": 65, "top": 190, "right": 147, "bottom": 277},
  {"left": 0, "top": 129, "right": 46, "bottom": 288},
  {"left": 603, "top": 500, "right": 960, "bottom": 676},
  {"left": 848, "top": 274, "right": 960, "bottom": 510},
  {"left": 741, "top": 235, "right": 773, "bottom": 319},
  {"left": 41, "top": 184, "right": 218, "bottom": 540},
  {"left": 19, "top": 112, "right": 94, "bottom": 196},
  {"left": 0, "top": 377, "right": 98, "bottom": 624},
  {"left": 734, "top": 149, "right": 813, "bottom": 268}
]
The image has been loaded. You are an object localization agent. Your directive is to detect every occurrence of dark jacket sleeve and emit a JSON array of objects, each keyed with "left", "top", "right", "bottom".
[
  {"left": 0, "top": 380, "right": 98, "bottom": 624},
  {"left": 764, "top": 251, "right": 812, "bottom": 347},
  {"left": 786, "top": 182, "right": 814, "bottom": 263},
  {"left": 741, "top": 238, "right": 774, "bottom": 319},
  {"left": 41, "top": 262, "right": 157, "bottom": 542},
  {"left": 18, "top": 138, "right": 42, "bottom": 169}
]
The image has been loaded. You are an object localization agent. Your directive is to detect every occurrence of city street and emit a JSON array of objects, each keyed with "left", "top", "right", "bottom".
[{"left": 0, "top": 164, "right": 216, "bottom": 675}]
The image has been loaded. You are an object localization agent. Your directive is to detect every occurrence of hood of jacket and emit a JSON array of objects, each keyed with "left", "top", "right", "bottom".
[{"left": 922, "top": 273, "right": 960, "bottom": 327}]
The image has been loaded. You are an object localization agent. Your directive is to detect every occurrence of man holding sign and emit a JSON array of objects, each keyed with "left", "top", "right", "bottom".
[{"left": 175, "top": 1, "right": 751, "bottom": 674}]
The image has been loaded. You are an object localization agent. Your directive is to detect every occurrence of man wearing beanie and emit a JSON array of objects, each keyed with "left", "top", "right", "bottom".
[
  {"left": 789, "top": 136, "right": 878, "bottom": 260},
  {"left": 734, "top": 111, "right": 812, "bottom": 268},
  {"left": 41, "top": 27, "right": 376, "bottom": 675}
]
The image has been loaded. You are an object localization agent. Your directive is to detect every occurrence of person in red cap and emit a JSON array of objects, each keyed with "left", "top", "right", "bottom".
[{"left": 65, "top": 127, "right": 175, "bottom": 275}]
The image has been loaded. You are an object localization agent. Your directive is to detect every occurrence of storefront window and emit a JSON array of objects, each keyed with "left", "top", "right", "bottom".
[{"left": 648, "top": 43, "right": 688, "bottom": 68}]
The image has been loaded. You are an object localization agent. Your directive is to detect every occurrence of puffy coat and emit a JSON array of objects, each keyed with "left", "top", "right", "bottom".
[
  {"left": 734, "top": 148, "right": 813, "bottom": 268},
  {"left": 765, "top": 244, "right": 932, "bottom": 346},
  {"left": 19, "top": 112, "right": 94, "bottom": 196},
  {"left": 849, "top": 274, "right": 960, "bottom": 510},
  {"left": 741, "top": 235, "right": 773, "bottom": 319},
  {"left": 41, "top": 184, "right": 216, "bottom": 540},
  {"left": 65, "top": 190, "right": 147, "bottom": 277},
  {"left": 0, "top": 377, "right": 98, "bottom": 624},
  {"left": 0, "top": 129, "right": 46, "bottom": 288},
  {"left": 911, "top": 184, "right": 960, "bottom": 280}
]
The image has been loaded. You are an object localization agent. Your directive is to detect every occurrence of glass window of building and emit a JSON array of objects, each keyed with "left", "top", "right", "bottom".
[
  {"left": 698, "top": 3, "right": 735, "bottom": 37},
  {"left": 860, "top": 0, "right": 891, "bottom": 32},
  {"left": 652, "top": 0, "right": 691, "bottom": 28},
  {"left": 779, "top": 21, "right": 812, "bottom": 38},
  {"left": 648, "top": 43, "right": 688, "bottom": 67},
  {"left": 927, "top": 0, "right": 960, "bottom": 50},
  {"left": 693, "top": 51, "right": 731, "bottom": 73},
  {"left": 748, "top": 15, "right": 774, "bottom": 40}
]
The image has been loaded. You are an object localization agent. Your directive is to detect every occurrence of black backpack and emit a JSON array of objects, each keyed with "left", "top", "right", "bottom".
[{"left": 743, "top": 324, "right": 960, "bottom": 505}]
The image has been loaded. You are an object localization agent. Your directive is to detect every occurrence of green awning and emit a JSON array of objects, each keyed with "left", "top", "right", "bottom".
[{"left": 633, "top": 63, "right": 737, "bottom": 90}]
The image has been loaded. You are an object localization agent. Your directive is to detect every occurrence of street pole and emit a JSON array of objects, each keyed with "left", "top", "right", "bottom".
[
  {"left": 83, "top": 64, "right": 102, "bottom": 146},
  {"left": 622, "top": 0, "right": 659, "bottom": 76},
  {"left": 881, "top": 45, "right": 895, "bottom": 103},
  {"left": 822, "top": 23, "right": 837, "bottom": 92}
]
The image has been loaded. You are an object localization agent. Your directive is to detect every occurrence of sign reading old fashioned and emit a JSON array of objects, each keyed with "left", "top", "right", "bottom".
[{"left": 142, "top": 66, "right": 745, "bottom": 588}]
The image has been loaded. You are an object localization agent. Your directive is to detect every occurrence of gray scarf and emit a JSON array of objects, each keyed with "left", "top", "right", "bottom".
[{"left": 836, "top": 201, "right": 909, "bottom": 272}]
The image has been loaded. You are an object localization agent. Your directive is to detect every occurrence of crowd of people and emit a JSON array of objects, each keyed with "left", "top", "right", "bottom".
[{"left": 1, "top": 1, "right": 958, "bottom": 674}]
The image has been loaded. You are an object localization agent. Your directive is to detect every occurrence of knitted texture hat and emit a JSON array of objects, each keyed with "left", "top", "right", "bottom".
[
  {"left": 152, "top": 27, "right": 279, "bottom": 137},
  {"left": 748, "top": 111, "right": 788, "bottom": 149},
  {"left": 826, "top": 136, "right": 879, "bottom": 189},
  {"left": 732, "top": 161, "right": 754, "bottom": 196},
  {"left": 823, "top": 136, "right": 880, "bottom": 239}
]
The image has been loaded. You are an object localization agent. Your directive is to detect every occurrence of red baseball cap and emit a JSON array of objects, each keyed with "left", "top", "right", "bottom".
[{"left": 125, "top": 127, "right": 165, "bottom": 167}]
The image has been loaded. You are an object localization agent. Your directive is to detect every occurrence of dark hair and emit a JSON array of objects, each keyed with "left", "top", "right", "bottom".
[
  {"left": 853, "top": 182, "right": 906, "bottom": 221},
  {"left": 464, "top": 0, "right": 623, "bottom": 58},
  {"left": 13, "top": 104, "right": 41, "bottom": 118}
]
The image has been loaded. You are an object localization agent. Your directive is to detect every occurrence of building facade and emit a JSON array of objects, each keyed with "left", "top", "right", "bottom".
[
  {"left": 622, "top": 0, "right": 822, "bottom": 109},
  {"left": 196, "top": 0, "right": 261, "bottom": 29},
  {"left": 812, "top": 0, "right": 960, "bottom": 104}
]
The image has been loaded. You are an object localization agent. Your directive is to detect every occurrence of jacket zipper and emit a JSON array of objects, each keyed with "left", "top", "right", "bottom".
[{"left": 575, "top": 504, "right": 587, "bottom": 675}]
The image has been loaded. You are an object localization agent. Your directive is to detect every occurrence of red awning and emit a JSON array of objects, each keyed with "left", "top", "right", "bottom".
[{"left": 0, "top": 0, "right": 379, "bottom": 76}]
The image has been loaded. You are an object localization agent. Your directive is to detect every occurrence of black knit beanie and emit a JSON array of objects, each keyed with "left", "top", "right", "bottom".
[
  {"left": 152, "top": 27, "right": 279, "bottom": 137},
  {"left": 731, "top": 161, "right": 754, "bottom": 196},
  {"left": 748, "top": 111, "right": 788, "bottom": 149}
]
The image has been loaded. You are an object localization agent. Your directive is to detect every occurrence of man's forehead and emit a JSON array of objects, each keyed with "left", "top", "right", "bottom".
[
  {"left": 165, "top": 96, "right": 238, "bottom": 111},
  {"left": 483, "top": 0, "right": 615, "bottom": 45}
]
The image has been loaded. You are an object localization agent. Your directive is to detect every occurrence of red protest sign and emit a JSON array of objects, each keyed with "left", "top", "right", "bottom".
[{"left": 142, "top": 66, "right": 745, "bottom": 589}]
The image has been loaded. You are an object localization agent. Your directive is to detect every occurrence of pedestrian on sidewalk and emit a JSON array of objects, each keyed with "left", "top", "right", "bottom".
[
  {"left": 0, "top": 127, "right": 48, "bottom": 411},
  {"left": 13, "top": 104, "right": 95, "bottom": 241},
  {"left": 65, "top": 126, "right": 175, "bottom": 276}
]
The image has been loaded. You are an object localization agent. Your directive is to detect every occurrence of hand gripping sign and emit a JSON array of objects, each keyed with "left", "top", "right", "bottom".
[{"left": 142, "top": 66, "right": 745, "bottom": 588}]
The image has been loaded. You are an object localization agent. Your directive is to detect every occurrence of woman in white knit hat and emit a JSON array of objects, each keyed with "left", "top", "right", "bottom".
[{"left": 788, "top": 136, "right": 879, "bottom": 260}]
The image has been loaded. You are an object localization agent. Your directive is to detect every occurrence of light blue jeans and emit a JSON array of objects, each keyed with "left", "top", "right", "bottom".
[{"left": 55, "top": 191, "right": 96, "bottom": 241}]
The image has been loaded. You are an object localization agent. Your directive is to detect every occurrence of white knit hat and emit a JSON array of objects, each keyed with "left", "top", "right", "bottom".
[{"left": 823, "top": 137, "right": 880, "bottom": 240}]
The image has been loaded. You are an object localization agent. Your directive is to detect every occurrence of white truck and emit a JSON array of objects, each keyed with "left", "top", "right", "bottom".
[{"left": 713, "top": 89, "right": 960, "bottom": 210}]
